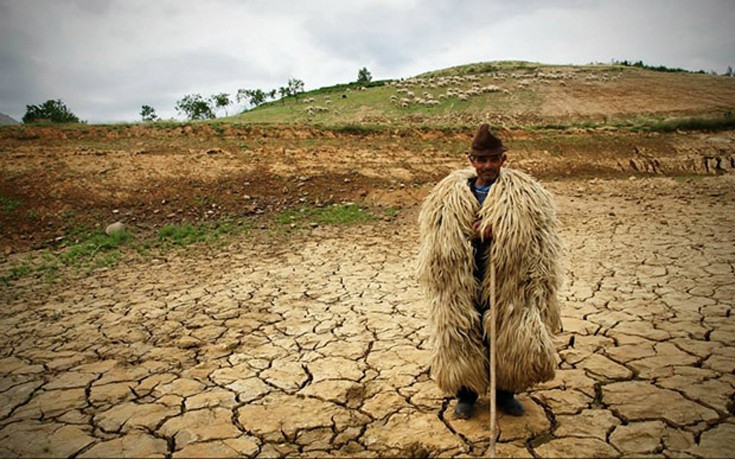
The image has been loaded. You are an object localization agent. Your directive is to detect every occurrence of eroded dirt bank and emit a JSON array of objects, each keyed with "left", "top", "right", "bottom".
[{"left": 1, "top": 125, "right": 734, "bottom": 252}]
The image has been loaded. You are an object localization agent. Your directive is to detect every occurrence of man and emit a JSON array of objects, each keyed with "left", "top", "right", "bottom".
[{"left": 417, "top": 123, "right": 563, "bottom": 419}]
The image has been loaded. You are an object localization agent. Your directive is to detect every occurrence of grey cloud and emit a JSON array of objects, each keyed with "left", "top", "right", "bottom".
[
  {"left": 302, "top": 2, "right": 473, "bottom": 73},
  {"left": 299, "top": 0, "right": 578, "bottom": 78},
  {"left": 71, "top": 0, "right": 113, "bottom": 15},
  {"left": 0, "top": 49, "right": 42, "bottom": 114},
  {"left": 1, "top": 0, "right": 733, "bottom": 123},
  {"left": 54, "top": 50, "right": 260, "bottom": 122}
]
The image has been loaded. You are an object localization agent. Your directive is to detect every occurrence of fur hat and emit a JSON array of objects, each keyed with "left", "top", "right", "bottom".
[{"left": 471, "top": 123, "right": 508, "bottom": 155}]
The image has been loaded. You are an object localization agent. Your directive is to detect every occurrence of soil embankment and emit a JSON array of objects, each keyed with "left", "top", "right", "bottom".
[{"left": 2, "top": 125, "right": 734, "bottom": 252}]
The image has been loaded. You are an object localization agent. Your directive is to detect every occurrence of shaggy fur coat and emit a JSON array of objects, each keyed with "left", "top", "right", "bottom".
[{"left": 417, "top": 167, "right": 563, "bottom": 396}]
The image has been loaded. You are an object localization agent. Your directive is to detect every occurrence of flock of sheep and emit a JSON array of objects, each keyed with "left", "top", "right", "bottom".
[
  {"left": 389, "top": 75, "right": 505, "bottom": 107},
  {"left": 301, "top": 68, "right": 620, "bottom": 116}
]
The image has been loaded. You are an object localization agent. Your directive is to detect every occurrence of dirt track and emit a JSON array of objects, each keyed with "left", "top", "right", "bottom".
[{"left": 0, "top": 171, "right": 733, "bottom": 457}]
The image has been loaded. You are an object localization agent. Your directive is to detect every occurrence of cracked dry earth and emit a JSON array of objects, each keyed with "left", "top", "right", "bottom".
[{"left": 1, "top": 175, "right": 733, "bottom": 458}]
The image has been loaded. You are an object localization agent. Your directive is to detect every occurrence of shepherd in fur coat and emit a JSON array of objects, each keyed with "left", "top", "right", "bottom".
[{"left": 417, "top": 124, "right": 563, "bottom": 418}]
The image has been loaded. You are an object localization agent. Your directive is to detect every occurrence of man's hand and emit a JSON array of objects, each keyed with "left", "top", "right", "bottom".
[{"left": 472, "top": 219, "right": 493, "bottom": 241}]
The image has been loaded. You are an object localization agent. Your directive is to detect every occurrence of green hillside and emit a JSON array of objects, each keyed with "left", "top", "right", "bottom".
[{"left": 230, "top": 61, "right": 735, "bottom": 130}]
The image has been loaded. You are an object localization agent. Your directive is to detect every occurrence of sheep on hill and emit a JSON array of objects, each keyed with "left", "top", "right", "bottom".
[
  {"left": 305, "top": 105, "right": 330, "bottom": 116},
  {"left": 391, "top": 74, "right": 482, "bottom": 89},
  {"left": 385, "top": 66, "right": 624, "bottom": 109},
  {"left": 535, "top": 72, "right": 566, "bottom": 80},
  {"left": 388, "top": 71, "right": 520, "bottom": 107},
  {"left": 392, "top": 67, "right": 611, "bottom": 91}
]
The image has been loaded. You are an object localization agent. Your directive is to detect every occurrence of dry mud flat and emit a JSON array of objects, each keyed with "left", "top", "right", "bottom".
[{"left": 0, "top": 174, "right": 733, "bottom": 457}]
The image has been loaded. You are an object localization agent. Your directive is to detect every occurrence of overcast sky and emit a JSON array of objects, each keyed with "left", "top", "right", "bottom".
[{"left": 1, "top": 0, "right": 733, "bottom": 123}]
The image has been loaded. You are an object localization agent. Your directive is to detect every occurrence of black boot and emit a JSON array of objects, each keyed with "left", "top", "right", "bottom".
[
  {"left": 497, "top": 390, "right": 524, "bottom": 416},
  {"left": 454, "top": 387, "right": 478, "bottom": 419}
]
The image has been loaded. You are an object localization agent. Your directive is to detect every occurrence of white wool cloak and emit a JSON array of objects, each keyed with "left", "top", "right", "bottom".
[{"left": 417, "top": 167, "right": 563, "bottom": 395}]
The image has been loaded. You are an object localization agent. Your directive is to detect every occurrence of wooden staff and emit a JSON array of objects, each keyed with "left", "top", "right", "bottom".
[{"left": 488, "top": 256, "right": 497, "bottom": 458}]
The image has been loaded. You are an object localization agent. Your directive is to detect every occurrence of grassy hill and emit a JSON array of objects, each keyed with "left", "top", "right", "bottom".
[{"left": 230, "top": 61, "right": 735, "bottom": 130}]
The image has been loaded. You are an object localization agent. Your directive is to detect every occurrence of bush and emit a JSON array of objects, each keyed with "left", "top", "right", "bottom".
[
  {"left": 140, "top": 105, "right": 160, "bottom": 122},
  {"left": 357, "top": 67, "right": 373, "bottom": 84},
  {"left": 23, "top": 99, "right": 81, "bottom": 124},
  {"left": 612, "top": 59, "right": 704, "bottom": 74},
  {"left": 175, "top": 94, "right": 215, "bottom": 120}
]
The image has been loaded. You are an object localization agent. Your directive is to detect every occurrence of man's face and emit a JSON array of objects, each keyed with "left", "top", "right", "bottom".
[{"left": 468, "top": 151, "right": 506, "bottom": 185}]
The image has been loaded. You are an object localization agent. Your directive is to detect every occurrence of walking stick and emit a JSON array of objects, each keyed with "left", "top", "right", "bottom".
[{"left": 488, "top": 254, "right": 497, "bottom": 458}]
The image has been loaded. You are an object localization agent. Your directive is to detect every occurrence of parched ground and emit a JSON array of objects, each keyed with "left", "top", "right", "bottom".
[
  {"left": 0, "top": 126, "right": 734, "bottom": 457},
  {"left": 0, "top": 174, "right": 733, "bottom": 457}
]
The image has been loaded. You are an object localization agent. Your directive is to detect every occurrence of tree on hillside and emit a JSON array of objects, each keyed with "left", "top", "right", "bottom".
[
  {"left": 236, "top": 89, "right": 271, "bottom": 108},
  {"left": 278, "top": 86, "right": 289, "bottom": 104},
  {"left": 236, "top": 89, "right": 249, "bottom": 106},
  {"left": 287, "top": 78, "right": 305, "bottom": 98},
  {"left": 175, "top": 94, "right": 215, "bottom": 120},
  {"left": 357, "top": 67, "right": 372, "bottom": 84},
  {"left": 23, "top": 99, "right": 80, "bottom": 124},
  {"left": 140, "top": 105, "right": 160, "bottom": 122},
  {"left": 210, "top": 93, "right": 231, "bottom": 116}
]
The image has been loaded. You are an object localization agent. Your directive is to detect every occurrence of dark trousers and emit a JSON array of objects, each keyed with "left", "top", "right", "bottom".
[{"left": 457, "top": 386, "right": 514, "bottom": 403}]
